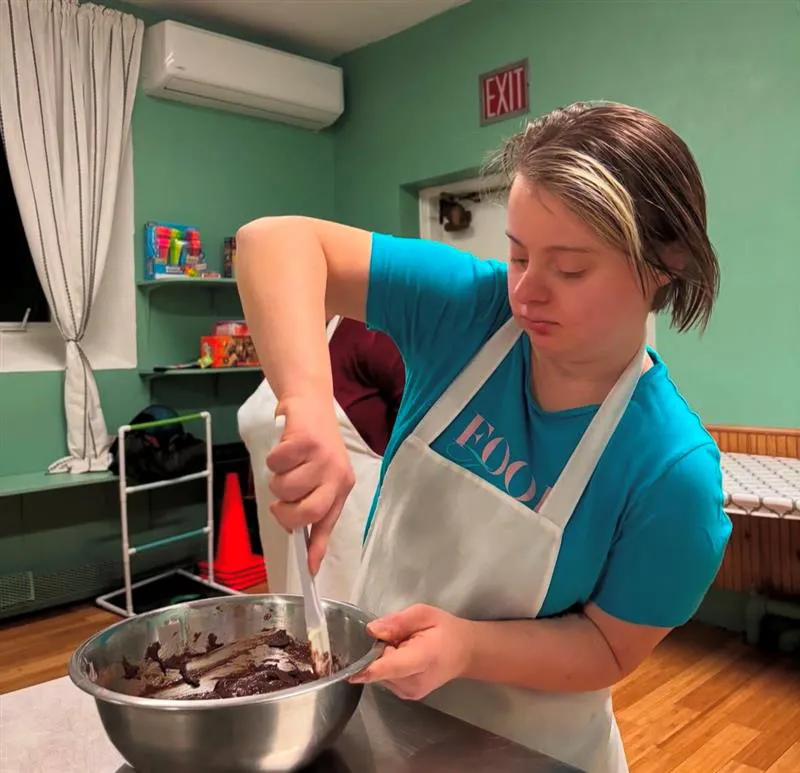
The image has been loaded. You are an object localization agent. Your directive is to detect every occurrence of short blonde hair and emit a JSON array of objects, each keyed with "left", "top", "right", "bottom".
[{"left": 485, "top": 102, "right": 720, "bottom": 332}]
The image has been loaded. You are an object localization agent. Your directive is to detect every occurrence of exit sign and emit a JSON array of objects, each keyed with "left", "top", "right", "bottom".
[{"left": 479, "top": 59, "right": 529, "bottom": 125}]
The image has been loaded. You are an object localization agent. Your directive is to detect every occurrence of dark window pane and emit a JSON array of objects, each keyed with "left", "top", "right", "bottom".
[{"left": 0, "top": 139, "right": 50, "bottom": 324}]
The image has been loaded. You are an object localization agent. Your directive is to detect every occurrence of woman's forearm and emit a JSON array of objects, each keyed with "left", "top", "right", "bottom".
[
  {"left": 235, "top": 216, "right": 334, "bottom": 405},
  {"left": 463, "top": 613, "right": 624, "bottom": 693}
]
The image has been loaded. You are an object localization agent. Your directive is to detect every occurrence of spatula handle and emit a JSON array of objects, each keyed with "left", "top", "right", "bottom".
[{"left": 272, "top": 415, "right": 332, "bottom": 675}]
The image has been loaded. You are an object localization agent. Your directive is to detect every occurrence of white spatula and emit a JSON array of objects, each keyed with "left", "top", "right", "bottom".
[{"left": 273, "top": 415, "right": 333, "bottom": 677}]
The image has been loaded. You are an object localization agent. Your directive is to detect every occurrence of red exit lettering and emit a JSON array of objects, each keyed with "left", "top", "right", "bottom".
[{"left": 479, "top": 60, "right": 529, "bottom": 125}]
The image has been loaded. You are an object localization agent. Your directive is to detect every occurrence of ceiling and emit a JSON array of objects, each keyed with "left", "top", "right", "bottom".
[{"left": 125, "top": 0, "right": 471, "bottom": 57}]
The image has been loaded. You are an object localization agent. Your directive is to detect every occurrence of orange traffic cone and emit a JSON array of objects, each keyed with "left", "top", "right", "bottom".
[{"left": 199, "top": 472, "right": 266, "bottom": 591}]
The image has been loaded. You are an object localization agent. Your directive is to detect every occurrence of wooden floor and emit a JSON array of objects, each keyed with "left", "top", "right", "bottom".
[{"left": 1, "top": 595, "right": 798, "bottom": 772}]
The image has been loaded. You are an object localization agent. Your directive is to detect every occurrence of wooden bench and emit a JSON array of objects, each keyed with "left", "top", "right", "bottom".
[
  {"left": 0, "top": 471, "right": 116, "bottom": 498},
  {"left": 708, "top": 424, "right": 800, "bottom": 600}
]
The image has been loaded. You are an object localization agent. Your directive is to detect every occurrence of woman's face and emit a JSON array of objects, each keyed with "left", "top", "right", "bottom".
[{"left": 506, "top": 177, "right": 656, "bottom": 361}]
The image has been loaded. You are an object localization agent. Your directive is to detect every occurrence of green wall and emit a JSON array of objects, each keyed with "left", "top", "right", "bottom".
[
  {"left": 333, "top": 0, "right": 800, "bottom": 429},
  {"left": 132, "top": 91, "right": 334, "bottom": 451}
]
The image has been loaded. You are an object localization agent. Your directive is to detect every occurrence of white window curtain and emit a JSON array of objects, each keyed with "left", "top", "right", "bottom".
[{"left": 0, "top": 0, "right": 143, "bottom": 473}]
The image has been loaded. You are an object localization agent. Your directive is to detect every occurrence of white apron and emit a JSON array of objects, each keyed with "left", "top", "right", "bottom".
[
  {"left": 350, "top": 317, "right": 645, "bottom": 773},
  {"left": 238, "top": 317, "right": 382, "bottom": 602}
]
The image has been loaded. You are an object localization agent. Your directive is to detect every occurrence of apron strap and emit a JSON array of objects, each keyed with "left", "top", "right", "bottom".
[
  {"left": 326, "top": 315, "right": 342, "bottom": 343},
  {"left": 414, "top": 316, "right": 522, "bottom": 445},
  {"left": 537, "top": 346, "right": 647, "bottom": 529}
]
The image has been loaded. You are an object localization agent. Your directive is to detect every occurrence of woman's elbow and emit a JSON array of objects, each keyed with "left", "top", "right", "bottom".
[
  {"left": 235, "top": 217, "right": 321, "bottom": 280},
  {"left": 237, "top": 215, "right": 309, "bottom": 251}
]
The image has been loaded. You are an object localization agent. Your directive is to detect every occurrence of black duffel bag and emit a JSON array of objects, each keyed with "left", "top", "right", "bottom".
[{"left": 109, "top": 405, "right": 206, "bottom": 486}]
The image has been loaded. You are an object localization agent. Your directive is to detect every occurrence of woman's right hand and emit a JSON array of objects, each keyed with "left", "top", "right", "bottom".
[{"left": 267, "top": 397, "right": 355, "bottom": 575}]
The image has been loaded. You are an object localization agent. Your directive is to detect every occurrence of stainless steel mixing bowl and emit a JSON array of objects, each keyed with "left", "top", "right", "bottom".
[{"left": 69, "top": 594, "right": 381, "bottom": 773}]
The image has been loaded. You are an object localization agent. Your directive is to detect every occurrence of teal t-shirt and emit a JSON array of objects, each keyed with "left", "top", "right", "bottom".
[{"left": 363, "top": 232, "right": 732, "bottom": 629}]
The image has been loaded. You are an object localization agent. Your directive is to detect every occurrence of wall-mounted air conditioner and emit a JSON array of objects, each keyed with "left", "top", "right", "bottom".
[{"left": 140, "top": 21, "right": 345, "bottom": 131}]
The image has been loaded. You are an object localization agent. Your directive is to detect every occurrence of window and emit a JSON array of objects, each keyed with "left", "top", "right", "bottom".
[
  {"left": 0, "top": 140, "right": 51, "bottom": 326},
  {"left": 0, "top": 138, "right": 137, "bottom": 373}
]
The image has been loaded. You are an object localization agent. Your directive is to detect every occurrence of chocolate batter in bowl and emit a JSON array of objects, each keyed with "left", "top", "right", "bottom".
[
  {"left": 69, "top": 594, "right": 381, "bottom": 773},
  {"left": 109, "top": 624, "right": 341, "bottom": 701}
]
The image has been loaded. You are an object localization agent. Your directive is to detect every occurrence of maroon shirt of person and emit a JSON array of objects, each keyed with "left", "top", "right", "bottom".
[{"left": 328, "top": 317, "right": 405, "bottom": 456}]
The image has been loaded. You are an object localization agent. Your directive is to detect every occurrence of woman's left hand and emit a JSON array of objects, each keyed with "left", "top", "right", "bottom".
[{"left": 348, "top": 604, "right": 474, "bottom": 700}]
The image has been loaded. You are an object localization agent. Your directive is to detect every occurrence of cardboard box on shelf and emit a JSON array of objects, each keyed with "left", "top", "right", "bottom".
[{"left": 200, "top": 335, "right": 259, "bottom": 368}]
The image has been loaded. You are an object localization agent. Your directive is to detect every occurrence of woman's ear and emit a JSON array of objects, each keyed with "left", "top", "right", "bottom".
[
  {"left": 661, "top": 241, "right": 688, "bottom": 270},
  {"left": 652, "top": 242, "right": 688, "bottom": 289}
]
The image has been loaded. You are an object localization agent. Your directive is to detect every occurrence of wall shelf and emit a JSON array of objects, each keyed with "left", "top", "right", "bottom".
[
  {"left": 139, "top": 366, "right": 262, "bottom": 378},
  {"left": 136, "top": 278, "right": 236, "bottom": 292}
]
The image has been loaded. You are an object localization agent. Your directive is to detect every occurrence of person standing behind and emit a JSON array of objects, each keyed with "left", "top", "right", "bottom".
[
  {"left": 238, "top": 315, "right": 404, "bottom": 602},
  {"left": 327, "top": 316, "right": 404, "bottom": 458}
]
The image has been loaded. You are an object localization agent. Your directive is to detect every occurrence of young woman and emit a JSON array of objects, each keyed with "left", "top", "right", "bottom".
[{"left": 234, "top": 101, "right": 732, "bottom": 773}]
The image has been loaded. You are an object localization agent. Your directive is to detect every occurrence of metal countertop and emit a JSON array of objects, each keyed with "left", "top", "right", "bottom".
[{"left": 0, "top": 677, "right": 583, "bottom": 772}]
